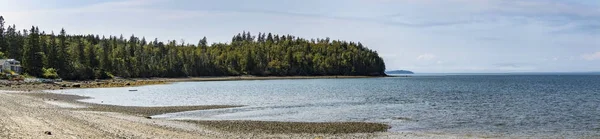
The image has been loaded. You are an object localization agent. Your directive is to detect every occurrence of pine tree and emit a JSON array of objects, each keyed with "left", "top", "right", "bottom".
[
  {"left": 40, "top": 32, "right": 48, "bottom": 67},
  {"left": 6, "top": 25, "right": 22, "bottom": 60},
  {"left": 47, "top": 32, "right": 58, "bottom": 69},
  {"left": 199, "top": 37, "right": 207, "bottom": 47},
  {"left": 56, "top": 29, "right": 69, "bottom": 76},
  {"left": 243, "top": 48, "right": 254, "bottom": 74},
  {"left": 100, "top": 38, "right": 111, "bottom": 71},
  {"left": 88, "top": 44, "right": 99, "bottom": 68},
  {"left": 0, "top": 16, "right": 388, "bottom": 79},
  {"left": 22, "top": 26, "right": 44, "bottom": 76},
  {"left": 76, "top": 38, "right": 86, "bottom": 65},
  {"left": 0, "top": 16, "right": 6, "bottom": 54}
]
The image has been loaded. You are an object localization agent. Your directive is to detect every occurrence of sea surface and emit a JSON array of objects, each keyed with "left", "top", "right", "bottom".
[{"left": 50, "top": 74, "right": 600, "bottom": 137}]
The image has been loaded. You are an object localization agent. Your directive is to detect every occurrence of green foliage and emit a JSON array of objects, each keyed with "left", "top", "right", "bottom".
[
  {"left": 22, "top": 26, "right": 44, "bottom": 77},
  {"left": 0, "top": 16, "right": 6, "bottom": 53},
  {"left": 0, "top": 17, "right": 386, "bottom": 80},
  {"left": 94, "top": 69, "right": 112, "bottom": 79},
  {"left": 0, "top": 51, "right": 6, "bottom": 59},
  {"left": 0, "top": 68, "right": 13, "bottom": 79},
  {"left": 42, "top": 68, "right": 59, "bottom": 79}
]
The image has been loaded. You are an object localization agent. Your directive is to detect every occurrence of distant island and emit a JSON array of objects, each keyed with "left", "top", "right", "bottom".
[
  {"left": 0, "top": 16, "right": 386, "bottom": 80},
  {"left": 385, "top": 70, "right": 414, "bottom": 74}
]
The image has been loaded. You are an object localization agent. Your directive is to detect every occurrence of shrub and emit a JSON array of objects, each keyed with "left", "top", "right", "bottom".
[
  {"left": 42, "top": 68, "right": 60, "bottom": 79},
  {"left": 94, "top": 69, "right": 113, "bottom": 79}
]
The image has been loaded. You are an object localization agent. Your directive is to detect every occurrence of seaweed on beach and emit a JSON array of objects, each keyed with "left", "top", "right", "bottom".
[{"left": 186, "top": 120, "right": 390, "bottom": 134}]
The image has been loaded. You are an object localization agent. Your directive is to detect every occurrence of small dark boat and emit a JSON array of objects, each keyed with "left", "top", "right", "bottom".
[{"left": 128, "top": 89, "right": 138, "bottom": 91}]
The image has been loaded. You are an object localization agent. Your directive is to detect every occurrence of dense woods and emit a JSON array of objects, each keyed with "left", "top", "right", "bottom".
[{"left": 0, "top": 16, "right": 386, "bottom": 80}]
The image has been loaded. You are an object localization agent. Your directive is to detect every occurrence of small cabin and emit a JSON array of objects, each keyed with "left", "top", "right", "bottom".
[{"left": 0, "top": 59, "right": 22, "bottom": 74}]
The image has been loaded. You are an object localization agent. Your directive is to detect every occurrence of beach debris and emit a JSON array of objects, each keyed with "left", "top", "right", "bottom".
[{"left": 44, "top": 131, "right": 52, "bottom": 135}]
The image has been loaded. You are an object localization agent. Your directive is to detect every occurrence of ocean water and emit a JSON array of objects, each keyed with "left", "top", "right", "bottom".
[{"left": 50, "top": 75, "right": 600, "bottom": 137}]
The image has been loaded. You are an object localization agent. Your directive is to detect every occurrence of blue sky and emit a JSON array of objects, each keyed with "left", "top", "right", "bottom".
[{"left": 1, "top": 0, "right": 599, "bottom": 73}]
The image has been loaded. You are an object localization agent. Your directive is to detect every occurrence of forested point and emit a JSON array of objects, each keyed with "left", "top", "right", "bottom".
[{"left": 0, "top": 16, "right": 386, "bottom": 80}]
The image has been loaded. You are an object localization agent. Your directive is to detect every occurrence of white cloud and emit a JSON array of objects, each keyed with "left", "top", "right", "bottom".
[
  {"left": 582, "top": 52, "right": 600, "bottom": 60},
  {"left": 417, "top": 54, "right": 436, "bottom": 60}
]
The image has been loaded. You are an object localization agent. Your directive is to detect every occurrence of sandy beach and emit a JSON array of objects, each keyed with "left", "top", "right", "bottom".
[{"left": 0, "top": 90, "right": 489, "bottom": 139}]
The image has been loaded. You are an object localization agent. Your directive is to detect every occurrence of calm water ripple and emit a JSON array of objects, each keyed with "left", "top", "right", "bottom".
[{"left": 51, "top": 75, "right": 600, "bottom": 137}]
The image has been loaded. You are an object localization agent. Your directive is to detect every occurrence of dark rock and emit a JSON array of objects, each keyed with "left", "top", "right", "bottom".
[
  {"left": 145, "top": 116, "right": 152, "bottom": 119},
  {"left": 44, "top": 131, "right": 52, "bottom": 135},
  {"left": 72, "top": 84, "right": 81, "bottom": 88},
  {"left": 393, "top": 117, "right": 416, "bottom": 121}
]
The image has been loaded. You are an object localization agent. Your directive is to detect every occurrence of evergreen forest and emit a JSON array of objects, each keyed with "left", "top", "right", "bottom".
[{"left": 0, "top": 16, "right": 386, "bottom": 80}]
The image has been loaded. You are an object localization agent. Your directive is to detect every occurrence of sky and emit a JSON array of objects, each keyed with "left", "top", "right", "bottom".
[{"left": 1, "top": 0, "right": 599, "bottom": 73}]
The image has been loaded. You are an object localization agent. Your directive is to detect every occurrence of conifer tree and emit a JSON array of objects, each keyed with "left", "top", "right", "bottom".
[
  {"left": 22, "top": 26, "right": 44, "bottom": 76},
  {"left": 0, "top": 16, "right": 6, "bottom": 54},
  {"left": 0, "top": 16, "right": 387, "bottom": 79},
  {"left": 47, "top": 32, "right": 58, "bottom": 69}
]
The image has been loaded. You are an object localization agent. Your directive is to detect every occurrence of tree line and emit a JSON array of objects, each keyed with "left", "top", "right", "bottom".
[{"left": 0, "top": 16, "right": 386, "bottom": 80}]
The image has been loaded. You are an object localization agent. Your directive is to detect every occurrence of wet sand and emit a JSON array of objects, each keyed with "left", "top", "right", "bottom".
[{"left": 23, "top": 93, "right": 240, "bottom": 117}]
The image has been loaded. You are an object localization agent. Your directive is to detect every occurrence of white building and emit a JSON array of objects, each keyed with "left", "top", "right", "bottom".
[{"left": 0, "top": 59, "right": 22, "bottom": 74}]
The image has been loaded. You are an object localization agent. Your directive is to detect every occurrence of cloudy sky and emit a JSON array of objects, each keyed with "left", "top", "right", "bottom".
[{"left": 1, "top": 0, "right": 599, "bottom": 73}]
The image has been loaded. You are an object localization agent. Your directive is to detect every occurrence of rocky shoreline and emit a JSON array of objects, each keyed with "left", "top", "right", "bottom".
[{"left": 0, "top": 76, "right": 378, "bottom": 91}]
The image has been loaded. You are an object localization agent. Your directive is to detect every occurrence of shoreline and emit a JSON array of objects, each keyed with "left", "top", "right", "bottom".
[
  {"left": 1, "top": 90, "right": 510, "bottom": 138},
  {"left": 21, "top": 91, "right": 391, "bottom": 134},
  {"left": 0, "top": 76, "right": 384, "bottom": 91},
  {"left": 158, "top": 75, "right": 381, "bottom": 82},
  {"left": 21, "top": 92, "right": 242, "bottom": 117}
]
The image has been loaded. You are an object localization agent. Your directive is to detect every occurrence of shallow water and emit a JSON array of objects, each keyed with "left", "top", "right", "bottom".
[{"left": 51, "top": 75, "right": 600, "bottom": 137}]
